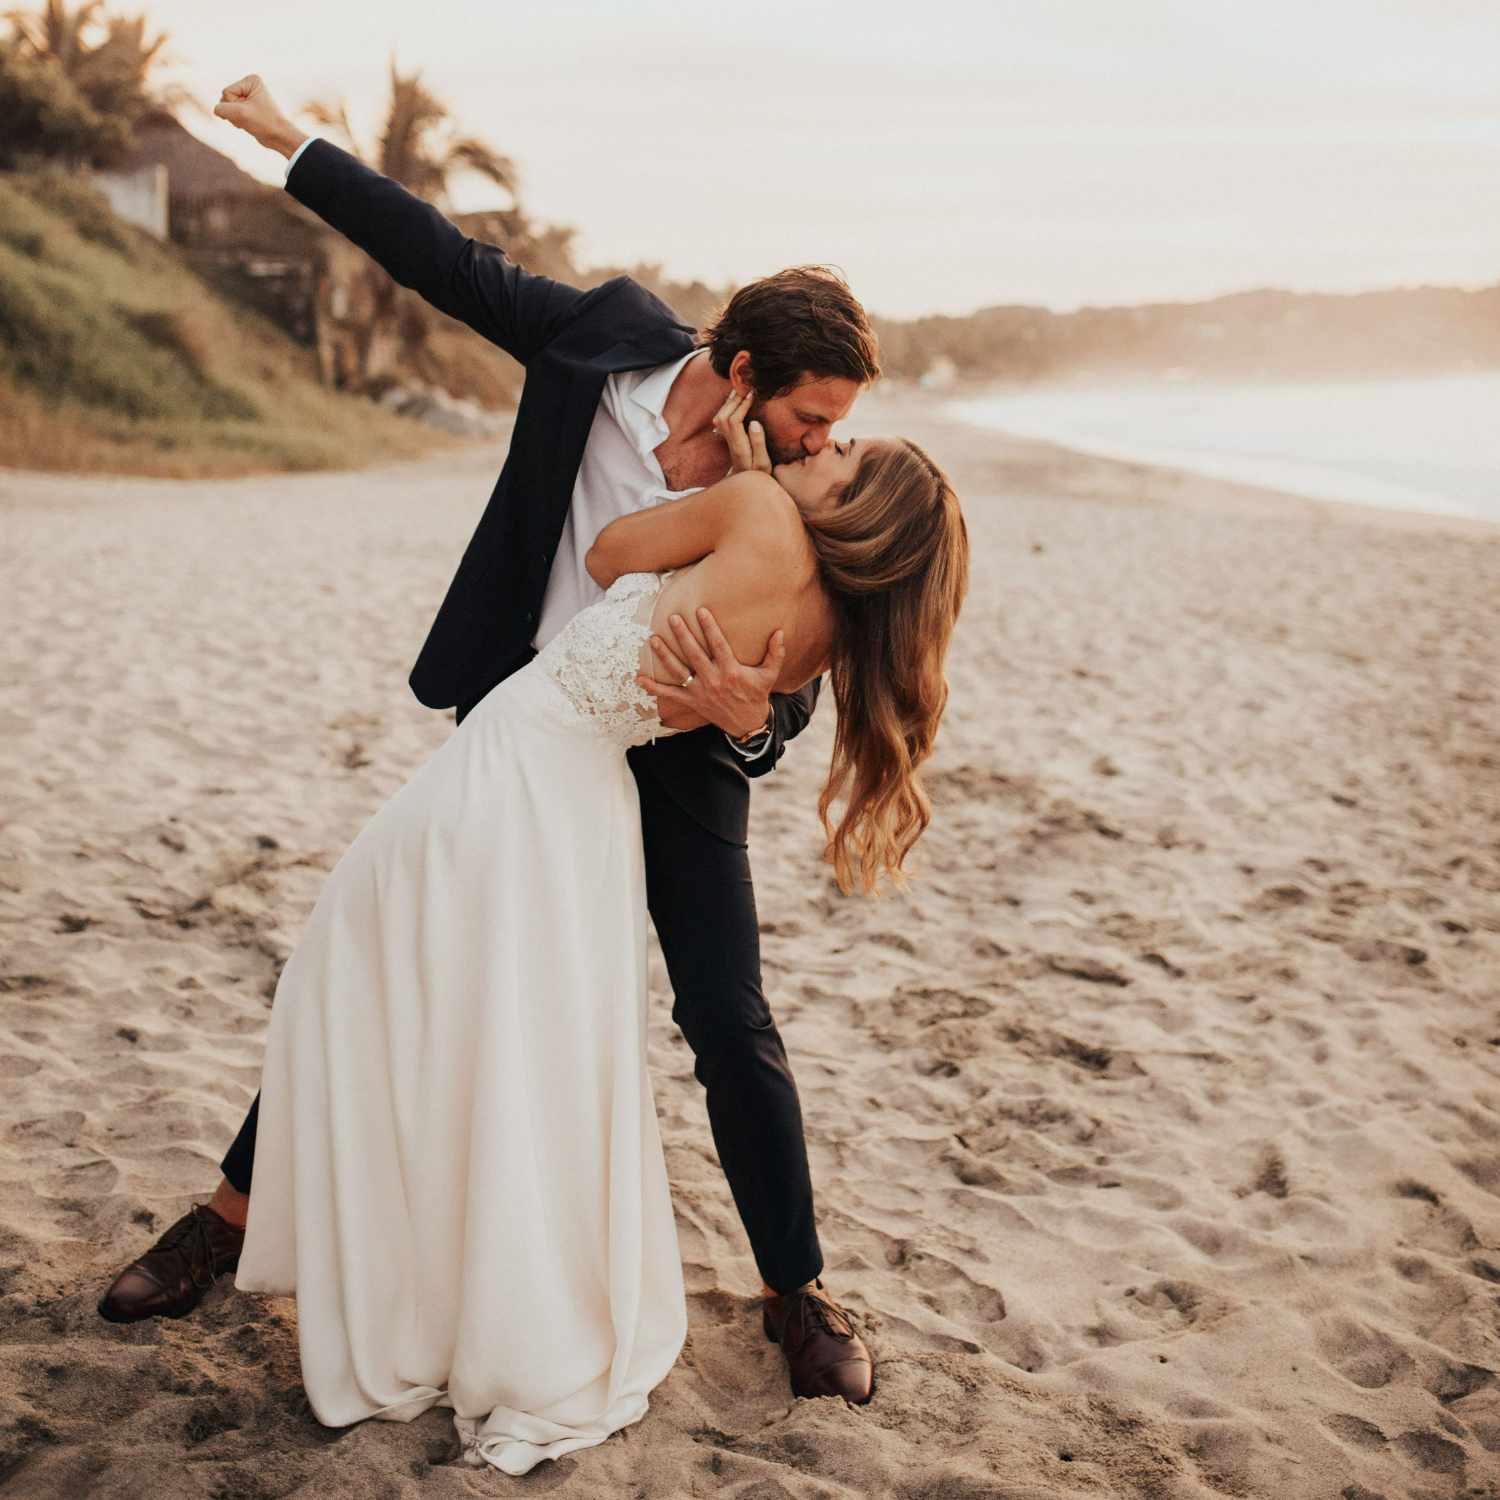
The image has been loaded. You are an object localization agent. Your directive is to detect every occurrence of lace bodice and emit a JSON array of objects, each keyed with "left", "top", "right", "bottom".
[{"left": 533, "top": 571, "right": 683, "bottom": 750}]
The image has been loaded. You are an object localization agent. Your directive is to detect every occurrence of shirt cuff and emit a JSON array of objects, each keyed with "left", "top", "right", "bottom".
[
  {"left": 284, "top": 134, "right": 318, "bottom": 183},
  {"left": 724, "top": 725, "right": 774, "bottom": 762}
]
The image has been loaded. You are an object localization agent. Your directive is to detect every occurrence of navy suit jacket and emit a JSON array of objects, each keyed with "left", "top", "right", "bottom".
[{"left": 285, "top": 138, "right": 821, "bottom": 844}]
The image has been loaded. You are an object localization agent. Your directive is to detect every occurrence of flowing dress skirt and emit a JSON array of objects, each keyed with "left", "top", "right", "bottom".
[{"left": 233, "top": 660, "right": 688, "bottom": 1475}]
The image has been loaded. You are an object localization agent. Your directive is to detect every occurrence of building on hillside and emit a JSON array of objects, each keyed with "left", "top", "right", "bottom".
[
  {"left": 89, "top": 162, "right": 168, "bottom": 240},
  {"left": 92, "top": 110, "right": 380, "bottom": 389}
]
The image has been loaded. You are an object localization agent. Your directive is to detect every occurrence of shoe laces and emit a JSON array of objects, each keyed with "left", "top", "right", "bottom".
[
  {"left": 798, "top": 1287, "right": 855, "bottom": 1341},
  {"left": 154, "top": 1204, "right": 223, "bottom": 1290}
]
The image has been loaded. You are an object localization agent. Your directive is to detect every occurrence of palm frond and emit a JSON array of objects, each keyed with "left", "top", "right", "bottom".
[
  {"left": 7, "top": 3, "right": 174, "bottom": 123},
  {"left": 444, "top": 135, "right": 519, "bottom": 202},
  {"left": 5, "top": 0, "right": 105, "bottom": 67},
  {"left": 378, "top": 56, "right": 451, "bottom": 192},
  {"left": 77, "top": 12, "right": 172, "bottom": 90},
  {"left": 303, "top": 96, "right": 362, "bottom": 158}
]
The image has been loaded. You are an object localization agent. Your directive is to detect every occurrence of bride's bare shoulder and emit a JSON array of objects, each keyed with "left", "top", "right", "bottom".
[
  {"left": 713, "top": 469, "right": 796, "bottom": 515},
  {"left": 713, "top": 471, "right": 809, "bottom": 556}
]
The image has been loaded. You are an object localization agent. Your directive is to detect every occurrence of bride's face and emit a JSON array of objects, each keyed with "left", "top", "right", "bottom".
[{"left": 773, "top": 437, "right": 878, "bottom": 518}]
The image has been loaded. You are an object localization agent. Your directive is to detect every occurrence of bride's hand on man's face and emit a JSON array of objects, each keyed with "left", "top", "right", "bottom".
[{"left": 713, "top": 391, "right": 773, "bottom": 476}]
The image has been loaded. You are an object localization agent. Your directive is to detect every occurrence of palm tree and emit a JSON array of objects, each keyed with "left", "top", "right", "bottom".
[
  {"left": 306, "top": 55, "right": 518, "bottom": 209},
  {"left": 3, "top": 0, "right": 101, "bottom": 72},
  {"left": 302, "top": 56, "right": 521, "bottom": 390},
  {"left": 4, "top": 0, "right": 185, "bottom": 134},
  {"left": 79, "top": 10, "right": 182, "bottom": 119}
]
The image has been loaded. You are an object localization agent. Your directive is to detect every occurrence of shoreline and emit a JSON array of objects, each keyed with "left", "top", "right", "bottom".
[
  {"left": 916, "top": 376, "right": 1500, "bottom": 540},
  {"left": 7, "top": 380, "right": 1497, "bottom": 542}
]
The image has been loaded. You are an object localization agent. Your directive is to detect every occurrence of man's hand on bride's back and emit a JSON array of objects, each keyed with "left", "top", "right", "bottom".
[
  {"left": 713, "top": 391, "right": 774, "bottom": 475},
  {"left": 636, "top": 607, "right": 785, "bottom": 738}
]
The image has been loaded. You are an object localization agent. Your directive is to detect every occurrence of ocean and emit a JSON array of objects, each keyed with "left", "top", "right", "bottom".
[{"left": 948, "top": 372, "right": 1500, "bottom": 525}]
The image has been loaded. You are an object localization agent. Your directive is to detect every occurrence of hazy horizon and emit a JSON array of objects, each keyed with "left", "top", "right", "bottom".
[{"left": 103, "top": 1, "right": 1500, "bottom": 320}]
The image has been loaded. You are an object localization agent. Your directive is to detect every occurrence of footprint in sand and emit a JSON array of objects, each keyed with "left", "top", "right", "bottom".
[
  {"left": 1251, "top": 883, "right": 1311, "bottom": 910},
  {"left": 884, "top": 1240, "right": 1008, "bottom": 1327},
  {"left": 7, "top": 1111, "right": 87, "bottom": 1148},
  {"left": 1345, "top": 936, "right": 1430, "bottom": 968},
  {"left": 1123, "top": 1278, "right": 1224, "bottom": 1335},
  {"left": 1392, "top": 1178, "right": 1488, "bottom": 1261},
  {"left": 1315, "top": 1315, "right": 1416, "bottom": 1390},
  {"left": 1454, "top": 1156, "right": 1500, "bottom": 1198},
  {"left": 1425, "top": 1362, "right": 1493, "bottom": 1405},
  {"left": 1323, "top": 1412, "right": 1388, "bottom": 1451},
  {"left": 943, "top": 1146, "right": 1011, "bottom": 1190},
  {"left": 1391, "top": 1428, "right": 1469, "bottom": 1474},
  {"left": 867, "top": 930, "right": 919, "bottom": 956},
  {"left": 1241, "top": 1144, "right": 1291, "bottom": 1200},
  {"left": 0, "top": 974, "right": 53, "bottom": 995}
]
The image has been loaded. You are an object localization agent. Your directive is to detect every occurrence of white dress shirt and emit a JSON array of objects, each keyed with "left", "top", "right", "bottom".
[
  {"left": 283, "top": 139, "right": 774, "bottom": 759},
  {"left": 285, "top": 134, "right": 317, "bottom": 178},
  {"left": 533, "top": 346, "right": 705, "bottom": 650}
]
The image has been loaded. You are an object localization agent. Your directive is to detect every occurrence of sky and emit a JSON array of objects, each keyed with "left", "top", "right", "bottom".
[{"left": 117, "top": 0, "right": 1500, "bottom": 319}]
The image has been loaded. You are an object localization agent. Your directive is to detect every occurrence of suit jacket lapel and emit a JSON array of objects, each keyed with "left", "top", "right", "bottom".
[{"left": 530, "top": 329, "right": 698, "bottom": 598}]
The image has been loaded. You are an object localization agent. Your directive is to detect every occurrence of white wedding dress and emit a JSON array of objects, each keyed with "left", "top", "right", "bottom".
[{"left": 234, "top": 571, "right": 690, "bottom": 1476}]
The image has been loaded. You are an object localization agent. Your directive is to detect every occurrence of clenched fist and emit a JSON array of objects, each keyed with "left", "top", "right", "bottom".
[{"left": 213, "top": 74, "right": 306, "bottom": 158}]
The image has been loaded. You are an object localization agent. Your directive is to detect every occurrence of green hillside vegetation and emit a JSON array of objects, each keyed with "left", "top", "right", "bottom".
[{"left": 0, "top": 168, "right": 466, "bottom": 478}]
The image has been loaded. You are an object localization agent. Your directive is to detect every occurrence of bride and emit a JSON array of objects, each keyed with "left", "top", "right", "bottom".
[{"left": 226, "top": 414, "right": 967, "bottom": 1474}]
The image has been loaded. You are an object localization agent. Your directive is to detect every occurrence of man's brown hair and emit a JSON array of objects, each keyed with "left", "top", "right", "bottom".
[{"left": 699, "top": 266, "right": 882, "bottom": 398}]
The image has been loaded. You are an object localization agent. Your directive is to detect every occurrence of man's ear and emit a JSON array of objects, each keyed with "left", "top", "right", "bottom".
[{"left": 728, "top": 349, "right": 755, "bottom": 398}]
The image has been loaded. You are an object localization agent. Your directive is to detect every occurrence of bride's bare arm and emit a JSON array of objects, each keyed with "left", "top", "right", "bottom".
[
  {"left": 584, "top": 471, "right": 790, "bottom": 588},
  {"left": 587, "top": 469, "right": 812, "bottom": 738}
]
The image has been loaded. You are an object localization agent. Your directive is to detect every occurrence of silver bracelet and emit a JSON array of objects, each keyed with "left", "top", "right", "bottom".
[{"left": 725, "top": 715, "right": 773, "bottom": 759}]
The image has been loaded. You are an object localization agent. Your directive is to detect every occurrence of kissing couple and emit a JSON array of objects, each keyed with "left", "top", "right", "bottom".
[{"left": 98, "top": 73, "right": 969, "bottom": 1477}]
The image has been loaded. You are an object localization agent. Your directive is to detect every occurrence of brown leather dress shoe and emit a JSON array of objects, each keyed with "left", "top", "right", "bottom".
[
  {"left": 762, "top": 1277, "right": 874, "bottom": 1404},
  {"left": 97, "top": 1202, "right": 246, "bottom": 1323}
]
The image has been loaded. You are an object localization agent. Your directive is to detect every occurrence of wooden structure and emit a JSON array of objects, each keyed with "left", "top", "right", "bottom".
[{"left": 108, "top": 110, "right": 384, "bottom": 388}]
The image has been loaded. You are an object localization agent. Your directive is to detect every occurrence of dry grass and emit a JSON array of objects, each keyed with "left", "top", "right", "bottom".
[{"left": 0, "top": 168, "right": 472, "bottom": 479}]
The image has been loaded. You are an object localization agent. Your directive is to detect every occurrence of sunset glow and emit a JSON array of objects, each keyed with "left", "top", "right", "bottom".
[{"left": 62, "top": 1, "right": 1500, "bottom": 317}]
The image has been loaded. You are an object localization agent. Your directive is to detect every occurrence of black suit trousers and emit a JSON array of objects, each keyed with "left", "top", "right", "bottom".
[{"left": 218, "top": 751, "right": 824, "bottom": 1296}]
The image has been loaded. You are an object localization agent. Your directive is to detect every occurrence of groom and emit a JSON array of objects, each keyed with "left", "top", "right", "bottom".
[{"left": 99, "top": 76, "right": 878, "bottom": 1405}]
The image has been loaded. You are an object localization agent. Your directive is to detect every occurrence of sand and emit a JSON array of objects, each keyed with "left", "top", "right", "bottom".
[{"left": 2, "top": 389, "right": 1499, "bottom": 1499}]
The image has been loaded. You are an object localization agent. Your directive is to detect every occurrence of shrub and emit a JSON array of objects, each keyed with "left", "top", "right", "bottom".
[
  {"left": 0, "top": 41, "right": 129, "bottom": 168},
  {"left": 0, "top": 226, "right": 47, "bottom": 259},
  {"left": 129, "top": 307, "right": 220, "bottom": 382},
  {"left": 22, "top": 168, "right": 135, "bottom": 254},
  {"left": 0, "top": 254, "right": 257, "bottom": 423}
]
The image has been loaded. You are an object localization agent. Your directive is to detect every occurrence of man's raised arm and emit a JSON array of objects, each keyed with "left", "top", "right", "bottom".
[{"left": 214, "top": 74, "right": 586, "bottom": 365}]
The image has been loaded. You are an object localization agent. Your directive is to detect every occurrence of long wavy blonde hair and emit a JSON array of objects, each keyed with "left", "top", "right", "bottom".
[{"left": 801, "top": 438, "right": 969, "bottom": 895}]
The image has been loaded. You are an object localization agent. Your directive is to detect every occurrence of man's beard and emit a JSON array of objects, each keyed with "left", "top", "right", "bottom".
[{"left": 746, "top": 398, "right": 799, "bottom": 466}]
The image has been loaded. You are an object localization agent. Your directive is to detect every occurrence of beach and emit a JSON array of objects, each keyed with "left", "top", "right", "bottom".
[{"left": 2, "top": 390, "right": 1499, "bottom": 1497}]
